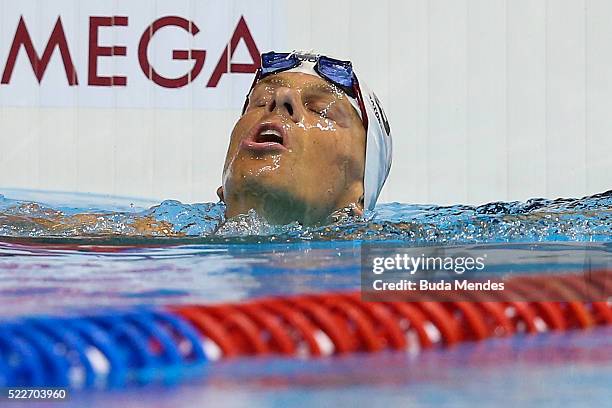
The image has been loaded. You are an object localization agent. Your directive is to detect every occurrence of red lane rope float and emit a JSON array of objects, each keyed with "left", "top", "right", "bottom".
[
  {"left": 384, "top": 302, "right": 435, "bottom": 349},
  {"left": 341, "top": 293, "right": 406, "bottom": 350},
  {"left": 176, "top": 306, "right": 239, "bottom": 357},
  {"left": 503, "top": 279, "right": 567, "bottom": 331},
  {"left": 557, "top": 275, "right": 612, "bottom": 324},
  {"left": 171, "top": 271, "right": 612, "bottom": 360},
  {"left": 236, "top": 303, "right": 296, "bottom": 354},
  {"left": 259, "top": 298, "right": 323, "bottom": 356}
]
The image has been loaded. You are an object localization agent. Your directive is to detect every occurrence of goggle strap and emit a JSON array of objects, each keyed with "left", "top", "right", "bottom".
[
  {"left": 242, "top": 69, "right": 262, "bottom": 114},
  {"left": 353, "top": 75, "right": 369, "bottom": 133}
]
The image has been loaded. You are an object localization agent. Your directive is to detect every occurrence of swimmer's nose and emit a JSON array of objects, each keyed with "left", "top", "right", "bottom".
[{"left": 268, "top": 87, "right": 304, "bottom": 123}]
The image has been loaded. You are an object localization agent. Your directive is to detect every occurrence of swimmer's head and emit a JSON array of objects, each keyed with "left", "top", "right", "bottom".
[{"left": 218, "top": 51, "right": 392, "bottom": 225}]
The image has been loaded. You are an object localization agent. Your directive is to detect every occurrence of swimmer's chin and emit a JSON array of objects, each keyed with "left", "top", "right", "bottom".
[
  {"left": 222, "top": 203, "right": 364, "bottom": 229},
  {"left": 221, "top": 178, "right": 364, "bottom": 226}
]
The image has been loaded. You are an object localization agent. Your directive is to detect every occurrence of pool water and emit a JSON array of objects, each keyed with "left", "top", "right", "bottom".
[
  {"left": 0, "top": 189, "right": 611, "bottom": 406},
  {"left": 0, "top": 240, "right": 610, "bottom": 317}
]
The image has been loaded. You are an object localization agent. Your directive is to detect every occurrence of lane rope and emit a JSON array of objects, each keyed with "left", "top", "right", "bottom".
[{"left": 0, "top": 270, "right": 609, "bottom": 389}]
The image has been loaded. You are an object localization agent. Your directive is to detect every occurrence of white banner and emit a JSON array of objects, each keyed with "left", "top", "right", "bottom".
[{"left": 0, "top": 0, "right": 286, "bottom": 109}]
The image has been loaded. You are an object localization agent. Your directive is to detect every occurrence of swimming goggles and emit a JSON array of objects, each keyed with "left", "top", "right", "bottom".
[
  {"left": 244, "top": 51, "right": 369, "bottom": 130},
  {"left": 260, "top": 51, "right": 358, "bottom": 98}
]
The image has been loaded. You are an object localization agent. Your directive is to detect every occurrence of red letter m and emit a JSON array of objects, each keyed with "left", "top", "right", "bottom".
[{"left": 1, "top": 16, "right": 78, "bottom": 85}]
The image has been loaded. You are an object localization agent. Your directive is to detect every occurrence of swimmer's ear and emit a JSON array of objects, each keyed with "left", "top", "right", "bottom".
[
  {"left": 352, "top": 195, "right": 365, "bottom": 217},
  {"left": 216, "top": 186, "right": 225, "bottom": 202},
  {"left": 358, "top": 194, "right": 365, "bottom": 209}
]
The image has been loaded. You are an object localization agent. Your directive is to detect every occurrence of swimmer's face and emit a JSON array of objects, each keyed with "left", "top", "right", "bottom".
[{"left": 220, "top": 72, "right": 366, "bottom": 225}]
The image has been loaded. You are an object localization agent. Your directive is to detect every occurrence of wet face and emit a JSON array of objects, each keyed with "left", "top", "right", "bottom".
[{"left": 220, "top": 72, "right": 366, "bottom": 225}]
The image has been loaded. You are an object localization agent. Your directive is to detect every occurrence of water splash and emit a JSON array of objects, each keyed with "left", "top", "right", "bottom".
[{"left": 0, "top": 191, "right": 611, "bottom": 243}]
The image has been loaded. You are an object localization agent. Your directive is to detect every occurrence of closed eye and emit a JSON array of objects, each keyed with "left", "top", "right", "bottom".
[
  {"left": 304, "top": 96, "right": 354, "bottom": 128},
  {"left": 308, "top": 106, "right": 325, "bottom": 115},
  {"left": 245, "top": 96, "right": 269, "bottom": 112},
  {"left": 247, "top": 86, "right": 275, "bottom": 110},
  {"left": 306, "top": 102, "right": 333, "bottom": 118}
]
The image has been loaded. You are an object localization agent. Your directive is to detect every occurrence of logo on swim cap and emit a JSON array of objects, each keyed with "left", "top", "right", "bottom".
[{"left": 370, "top": 93, "right": 391, "bottom": 136}]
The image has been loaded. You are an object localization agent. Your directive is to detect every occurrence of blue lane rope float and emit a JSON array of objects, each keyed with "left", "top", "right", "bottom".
[
  {"left": 0, "top": 325, "right": 44, "bottom": 386},
  {"left": 28, "top": 317, "right": 95, "bottom": 388},
  {"left": 0, "top": 309, "right": 208, "bottom": 389},
  {"left": 10, "top": 321, "right": 70, "bottom": 386},
  {"left": 0, "top": 270, "right": 610, "bottom": 389},
  {"left": 64, "top": 317, "right": 126, "bottom": 388}
]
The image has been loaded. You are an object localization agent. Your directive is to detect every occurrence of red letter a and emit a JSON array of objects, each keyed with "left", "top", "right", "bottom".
[{"left": 207, "top": 16, "right": 260, "bottom": 88}]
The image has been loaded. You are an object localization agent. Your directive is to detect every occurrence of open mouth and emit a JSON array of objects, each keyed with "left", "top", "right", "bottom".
[
  {"left": 254, "top": 128, "right": 284, "bottom": 145},
  {"left": 241, "top": 122, "right": 288, "bottom": 153}
]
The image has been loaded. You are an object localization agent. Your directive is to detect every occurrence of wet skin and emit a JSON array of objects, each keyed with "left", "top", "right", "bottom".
[{"left": 219, "top": 72, "right": 367, "bottom": 225}]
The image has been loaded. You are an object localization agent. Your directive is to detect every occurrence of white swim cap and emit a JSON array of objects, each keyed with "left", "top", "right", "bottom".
[
  {"left": 357, "top": 81, "right": 393, "bottom": 210},
  {"left": 247, "top": 51, "right": 393, "bottom": 210}
]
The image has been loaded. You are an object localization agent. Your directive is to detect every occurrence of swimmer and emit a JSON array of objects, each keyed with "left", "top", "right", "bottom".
[
  {"left": 0, "top": 51, "right": 392, "bottom": 236},
  {"left": 218, "top": 51, "right": 393, "bottom": 225}
]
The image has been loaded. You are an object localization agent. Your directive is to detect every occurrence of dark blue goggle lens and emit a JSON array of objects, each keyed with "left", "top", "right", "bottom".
[
  {"left": 316, "top": 56, "right": 354, "bottom": 90},
  {"left": 261, "top": 52, "right": 300, "bottom": 75}
]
